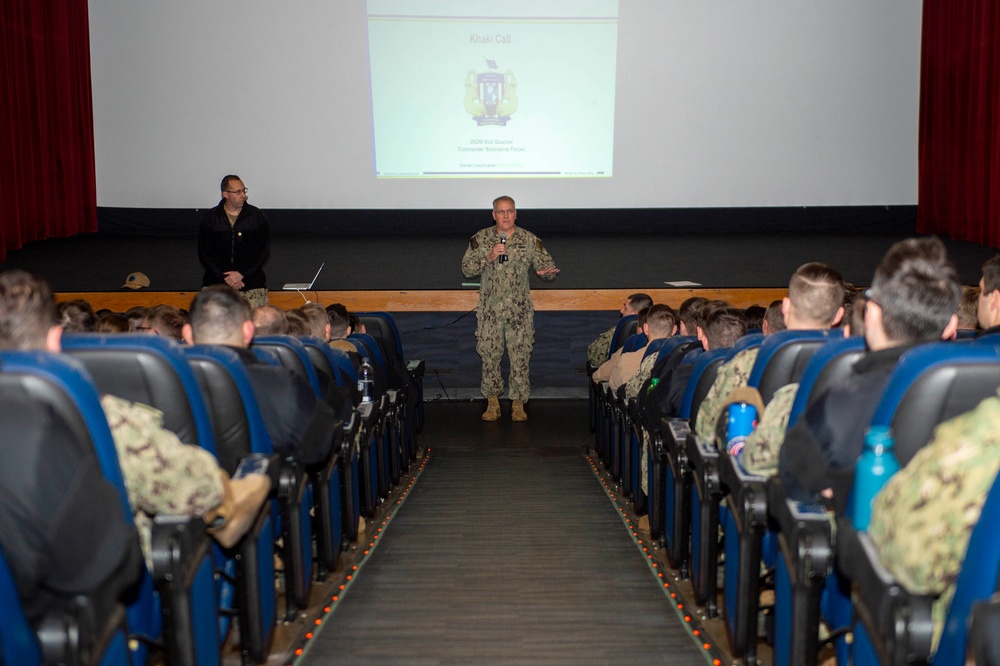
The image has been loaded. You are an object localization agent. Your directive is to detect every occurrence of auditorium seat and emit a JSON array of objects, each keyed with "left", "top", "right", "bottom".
[
  {"left": 718, "top": 330, "right": 840, "bottom": 661},
  {"left": 0, "top": 350, "right": 219, "bottom": 664},
  {"left": 590, "top": 314, "right": 637, "bottom": 437},
  {"left": 659, "top": 346, "right": 729, "bottom": 577}
]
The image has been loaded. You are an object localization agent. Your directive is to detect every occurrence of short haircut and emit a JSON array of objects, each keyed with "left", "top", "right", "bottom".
[
  {"left": 493, "top": 195, "right": 515, "bottom": 209},
  {"left": 123, "top": 306, "right": 149, "bottom": 332},
  {"left": 635, "top": 306, "right": 650, "bottom": 331},
  {"left": 326, "top": 303, "right": 351, "bottom": 338},
  {"left": 221, "top": 174, "right": 242, "bottom": 192},
  {"left": 868, "top": 237, "right": 961, "bottom": 343},
  {"left": 847, "top": 294, "right": 867, "bottom": 337},
  {"left": 679, "top": 296, "right": 710, "bottom": 334},
  {"left": 58, "top": 299, "right": 96, "bottom": 333},
  {"left": 787, "top": 262, "right": 845, "bottom": 325},
  {"left": 645, "top": 303, "right": 678, "bottom": 337},
  {"left": 697, "top": 299, "right": 731, "bottom": 333},
  {"left": 144, "top": 304, "right": 187, "bottom": 340},
  {"left": 838, "top": 285, "right": 860, "bottom": 329},
  {"left": 705, "top": 307, "right": 748, "bottom": 349},
  {"left": 95, "top": 313, "right": 130, "bottom": 334},
  {"left": 628, "top": 293, "right": 653, "bottom": 312},
  {"left": 189, "top": 285, "right": 252, "bottom": 343},
  {"left": 285, "top": 309, "right": 310, "bottom": 336},
  {"left": 982, "top": 255, "right": 1000, "bottom": 295},
  {"left": 252, "top": 305, "right": 289, "bottom": 336},
  {"left": 764, "top": 299, "right": 785, "bottom": 332},
  {"left": 743, "top": 305, "right": 765, "bottom": 330},
  {"left": 0, "top": 270, "right": 56, "bottom": 350},
  {"left": 298, "top": 303, "right": 331, "bottom": 338},
  {"left": 958, "top": 285, "right": 981, "bottom": 330}
]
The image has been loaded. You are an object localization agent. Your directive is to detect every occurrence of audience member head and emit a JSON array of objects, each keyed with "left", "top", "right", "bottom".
[
  {"left": 838, "top": 285, "right": 859, "bottom": 330},
  {"left": 958, "top": 285, "right": 981, "bottom": 331},
  {"left": 348, "top": 313, "right": 366, "bottom": 335},
  {"left": 123, "top": 306, "right": 149, "bottom": 333},
  {"left": 95, "top": 312, "right": 130, "bottom": 334},
  {"left": 58, "top": 299, "right": 96, "bottom": 333},
  {"left": 743, "top": 305, "right": 765, "bottom": 331},
  {"left": 977, "top": 255, "right": 1000, "bottom": 329},
  {"left": 845, "top": 293, "right": 867, "bottom": 337},
  {"left": 644, "top": 304, "right": 678, "bottom": 340},
  {"left": 285, "top": 309, "right": 310, "bottom": 336},
  {"left": 297, "top": 303, "right": 332, "bottom": 340},
  {"left": 762, "top": 300, "right": 785, "bottom": 334},
  {"left": 252, "top": 305, "right": 289, "bottom": 336},
  {"left": 326, "top": 303, "right": 352, "bottom": 338},
  {"left": 622, "top": 293, "right": 653, "bottom": 317},
  {"left": 782, "top": 262, "right": 845, "bottom": 329},
  {"left": 0, "top": 270, "right": 59, "bottom": 351},
  {"left": 183, "top": 284, "right": 253, "bottom": 347},
  {"left": 693, "top": 300, "right": 729, "bottom": 350},
  {"left": 703, "top": 307, "right": 748, "bottom": 350},
  {"left": 635, "top": 306, "right": 650, "bottom": 333},
  {"left": 140, "top": 304, "right": 187, "bottom": 340},
  {"left": 865, "top": 237, "right": 960, "bottom": 350},
  {"left": 678, "top": 296, "right": 709, "bottom": 336}
]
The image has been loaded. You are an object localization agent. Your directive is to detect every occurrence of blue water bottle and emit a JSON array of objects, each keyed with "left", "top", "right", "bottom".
[
  {"left": 850, "top": 425, "right": 900, "bottom": 530},
  {"left": 726, "top": 402, "right": 757, "bottom": 458}
]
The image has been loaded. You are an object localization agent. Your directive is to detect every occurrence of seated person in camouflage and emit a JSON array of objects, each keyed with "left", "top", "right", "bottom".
[
  {"left": 586, "top": 292, "right": 652, "bottom": 367},
  {"left": 623, "top": 304, "right": 679, "bottom": 401},
  {"left": 694, "top": 262, "right": 845, "bottom": 447},
  {"left": 591, "top": 307, "right": 650, "bottom": 392},
  {"left": 0, "top": 270, "right": 270, "bottom": 567},
  {"left": 867, "top": 391, "right": 1000, "bottom": 651}
]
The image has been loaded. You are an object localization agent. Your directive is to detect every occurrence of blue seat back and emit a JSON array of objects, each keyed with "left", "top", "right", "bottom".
[
  {"left": 608, "top": 315, "right": 637, "bottom": 359},
  {"left": 252, "top": 335, "right": 322, "bottom": 397},
  {"left": 870, "top": 342, "right": 1000, "bottom": 466},
  {"left": 679, "top": 347, "right": 729, "bottom": 419},
  {"left": 300, "top": 337, "right": 358, "bottom": 386},
  {"left": 61, "top": 334, "right": 216, "bottom": 456},
  {"left": 724, "top": 333, "right": 765, "bottom": 363},
  {"left": 356, "top": 311, "right": 405, "bottom": 362},
  {"left": 0, "top": 546, "right": 41, "bottom": 664},
  {"left": 348, "top": 332, "right": 388, "bottom": 374},
  {"left": 748, "top": 330, "right": 839, "bottom": 404},
  {"left": 620, "top": 331, "right": 648, "bottom": 354},
  {"left": 787, "top": 337, "right": 868, "bottom": 428},
  {"left": 0, "top": 351, "right": 160, "bottom": 655},
  {"left": 182, "top": 345, "right": 274, "bottom": 474}
]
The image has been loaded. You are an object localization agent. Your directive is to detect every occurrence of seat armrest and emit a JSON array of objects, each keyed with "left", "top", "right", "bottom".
[
  {"left": 766, "top": 477, "right": 833, "bottom": 579},
  {"left": 685, "top": 433, "right": 721, "bottom": 495},
  {"left": 836, "top": 521, "right": 936, "bottom": 664},
  {"left": 720, "top": 452, "right": 768, "bottom": 528},
  {"left": 406, "top": 359, "right": 425, "bottom": 380}
]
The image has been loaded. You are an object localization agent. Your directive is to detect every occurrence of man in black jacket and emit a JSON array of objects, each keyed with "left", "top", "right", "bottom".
[{"left": 198, "top": 175, "right": 270, "bottom": 308}]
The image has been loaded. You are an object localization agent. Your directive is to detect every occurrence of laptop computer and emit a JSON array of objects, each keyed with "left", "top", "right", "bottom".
[{"left": 282, "top": 263, "right": 324, "bottom": 291}]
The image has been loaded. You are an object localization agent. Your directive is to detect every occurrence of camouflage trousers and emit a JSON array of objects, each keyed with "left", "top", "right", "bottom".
[
  {"left": 204, "top": 286, "right": 268, "bottom": 309},
  {"left": 476, "top": 307, "right": 534, "bottom": 402}
]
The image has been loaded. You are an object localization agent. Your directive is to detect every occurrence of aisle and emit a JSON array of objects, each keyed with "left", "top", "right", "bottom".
[{"left": 297, "top": 400, "right": 713, "bottom": 665}]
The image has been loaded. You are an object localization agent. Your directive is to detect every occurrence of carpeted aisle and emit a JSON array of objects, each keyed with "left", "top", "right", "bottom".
[{"left": 297, "top": 399, "right": 713, "bottom": 665}]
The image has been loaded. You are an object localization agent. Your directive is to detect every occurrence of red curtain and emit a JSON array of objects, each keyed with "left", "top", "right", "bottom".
[
  {"left": 0, "top": 0, "right": 97, "bottom": 262},
  {"left": 918, "top": 0, "right": 1000, "bottom": 248}
]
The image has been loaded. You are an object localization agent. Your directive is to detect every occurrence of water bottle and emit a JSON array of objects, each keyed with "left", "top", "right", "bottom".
[
  {"left": 358, "top": 357, "right": 374, "bottom": 403},
  {"left": 726, "top": 402, "right": 757, "bottom": 458},
  {"left": 850, "top": 425, "right": 900, "bottom": 530}
]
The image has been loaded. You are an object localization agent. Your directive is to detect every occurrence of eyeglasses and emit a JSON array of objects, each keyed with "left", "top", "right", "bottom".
[{"left": 224, "top": 188, "right": 248, "bottom": 195}]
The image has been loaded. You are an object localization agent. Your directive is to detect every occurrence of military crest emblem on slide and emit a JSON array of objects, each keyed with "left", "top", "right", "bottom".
[{"left": 464, "top": 59, "right": 517, "bottom": 126}]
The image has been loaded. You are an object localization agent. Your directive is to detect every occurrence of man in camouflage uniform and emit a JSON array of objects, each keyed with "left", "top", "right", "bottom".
[
  {"left": 694, "top": 262, "right": 845, "bottom": 446},
  {"left": 462, "top": 196, "right": 559, "bottom": 421},
  {"left": 868, "top": 391, "right": 1000, "bottom": 652},
  {"left": 587, "top": 293, "right": 653, "bottom": 367}
]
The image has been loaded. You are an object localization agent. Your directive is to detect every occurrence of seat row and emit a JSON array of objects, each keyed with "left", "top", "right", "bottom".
[
  {"left": 0, "top": 311, "right": 424, "bottom": 666},
  {"left": 591, "top": 326, "right": 1000, "bottom": 665}
]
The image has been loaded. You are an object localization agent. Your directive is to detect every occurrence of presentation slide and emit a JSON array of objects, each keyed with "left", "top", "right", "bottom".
[
  {"left": 88, "top": 1, "right": 923, "bottom": 211},
  {"left": 366, "top": 2, "right": 618, "bottom": 178}
]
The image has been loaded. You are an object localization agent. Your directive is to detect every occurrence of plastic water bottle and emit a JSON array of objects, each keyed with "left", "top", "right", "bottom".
[
  {"left": 358, "top": 357, "right": 374, "bottom": 403},
  {"left": 850, "top": 425, "right": 900, "bottom": 530}
]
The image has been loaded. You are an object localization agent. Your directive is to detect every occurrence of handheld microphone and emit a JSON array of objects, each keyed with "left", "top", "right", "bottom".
[{"left": 499, "top": 232, "right": 508, "bottom": 264}]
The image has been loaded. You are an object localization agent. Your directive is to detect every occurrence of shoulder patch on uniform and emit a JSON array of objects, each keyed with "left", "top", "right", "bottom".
[
  {"left": 470, "top": 235, "right": 480, "bottom": 250},
  {"left": 535, "top": 239, "right": 543, "bottom": 252}
]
